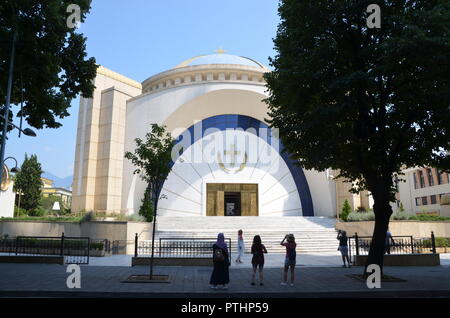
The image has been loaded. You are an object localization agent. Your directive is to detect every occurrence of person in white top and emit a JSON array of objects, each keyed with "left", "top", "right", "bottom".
[{"left": 235, "top": 229, "right": 245, "bottom": 264}]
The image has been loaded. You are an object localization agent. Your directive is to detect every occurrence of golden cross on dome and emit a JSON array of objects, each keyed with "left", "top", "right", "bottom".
[{"left": 215, "top": 47, "right": 227, "bottom": 54}]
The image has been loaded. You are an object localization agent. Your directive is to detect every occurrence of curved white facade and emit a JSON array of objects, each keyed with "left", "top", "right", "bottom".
[{"left": 72, "top": 53, "right": 337, "bottom": 217}]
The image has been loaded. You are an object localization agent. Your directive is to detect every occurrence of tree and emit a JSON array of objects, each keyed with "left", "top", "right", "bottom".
[
  {"left": 341, "top": 199, "right": 352, "bottom": 221},
  {"left": 0, "top": 0, "right": 97, "bottom": 132},
  {"left": 125, "top": 124, "right": 175, "bottom": 278},
  {"left": 264, "top": 0, "right": 450, "bottom": 272},
  {"left": 14, "top": 154, "right": 43, "bottom": 213}
]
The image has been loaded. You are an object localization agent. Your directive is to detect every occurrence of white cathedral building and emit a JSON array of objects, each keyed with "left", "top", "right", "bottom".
[{"left": 72, "top": 52, "right": 369, "bottom": 219}]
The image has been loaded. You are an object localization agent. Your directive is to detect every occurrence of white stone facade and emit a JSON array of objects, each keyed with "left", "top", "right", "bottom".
[{"left": 72, "top": 54, "right": 338, "bottom": 217}]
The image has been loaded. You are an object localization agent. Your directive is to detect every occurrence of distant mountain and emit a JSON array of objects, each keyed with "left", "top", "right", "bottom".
[{"left": 41, "top": 172, "right": 73, "bottom": 190}]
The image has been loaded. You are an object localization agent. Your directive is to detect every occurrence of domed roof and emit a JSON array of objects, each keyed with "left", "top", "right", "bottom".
[{"left": 174, "top": 53, "right": 268, "bottom": 70}]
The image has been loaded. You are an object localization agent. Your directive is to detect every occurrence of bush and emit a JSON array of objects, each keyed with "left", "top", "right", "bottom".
[
  {"left": 356, "top": 206, "right": 367, "bottom": 212},
  {"left": 391, "top": 211, "right": 414, "bottom": 220},
  {"left": 410, "top": 214, "right": 450, "bottom": 221},
  {"left": 80, "top": 211, "right": 96, "bottom": 222},
  {"left": 28, "top": 207, "right": 47, "bottom": 217},
  {"left": 14, "top": 207, "right": 27, "bottom": 217},
  {"left": 347, "top": 211, "right": 375, "bottom": 222},
  {"left": 340, "top": 199, "right": 351, "bottom": 221},
  {"left": 115, "top": 213, "right": 146, "bottom": 222}
]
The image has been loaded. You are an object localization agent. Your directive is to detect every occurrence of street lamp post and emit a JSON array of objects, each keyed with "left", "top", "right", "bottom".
[{"left": 0, "top": 29, "right": 18, "bottom": 186}]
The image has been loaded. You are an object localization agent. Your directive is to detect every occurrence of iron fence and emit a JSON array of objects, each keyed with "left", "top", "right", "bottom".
[
  {"left": 0, "top": 233, "right": 101, "bottom": 264},
  {"left": 112, "top": 240, "right": 135, "bottom": 255},
  {"left": 348, "top": 231, "right": 437, "bottom": 262},
  {"left": 135, "top": 234, "right": 232, "bottom": 262}
]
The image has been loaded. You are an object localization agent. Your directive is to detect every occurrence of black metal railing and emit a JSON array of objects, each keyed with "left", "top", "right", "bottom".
[
  {"left": 134, "top": 234, "right": 232, "bottom": 262},
  {"left": 0, "top": 233, "right": 97, "bottom": 264},
  {"left": 112, "top": 240, "right": 135, "bottom": 255},
  {"left": 348, "top": 231, "right": 437, "bottom": 262}
]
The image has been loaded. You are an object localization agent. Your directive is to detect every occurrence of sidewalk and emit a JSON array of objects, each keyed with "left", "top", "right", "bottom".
[
  {"left": 0, "top": 261, "right": 449, "bottom": 297},
  {"left": 88, "top": 252, "right": 345, "bottom": 267}
]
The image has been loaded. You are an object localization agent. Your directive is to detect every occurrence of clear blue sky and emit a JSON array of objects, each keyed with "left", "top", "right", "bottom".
[{"left": 6, "top": 0, "right": 280, "bottom": 179}]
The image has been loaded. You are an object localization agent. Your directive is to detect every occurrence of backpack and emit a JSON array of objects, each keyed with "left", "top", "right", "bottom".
[
  {"left": 213, "top": 248, "right": 225, "bottom": 262},
  {"left": 287, "top": 245, "right": 296, "bottom": 261}
]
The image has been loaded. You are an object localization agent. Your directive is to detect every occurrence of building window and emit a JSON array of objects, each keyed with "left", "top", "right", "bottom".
[
  {"left": 427, "top": 168, "right": 434, "bottom": 186},
  {"left": 419, "top": 171, "right": 425, "bottom": 188},
  {"left": 430, "top": 195, "right": 437, "bottom": 205},
  {"left": 413, "top": 173, "right": 418, "bottom": 189},
  {"left": 415, "top": 197, "right": 421, "bottom": 206},
  {"left": 437, "top": 169, "right": 444, "bottom": 185},
  {"left": 422, "top": 196, "right": 428, "bottom": 205}
]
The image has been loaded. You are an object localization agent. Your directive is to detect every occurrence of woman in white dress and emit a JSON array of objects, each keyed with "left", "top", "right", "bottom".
[{"left": 236, "top": 229, "right": 245, "bottom": 263}]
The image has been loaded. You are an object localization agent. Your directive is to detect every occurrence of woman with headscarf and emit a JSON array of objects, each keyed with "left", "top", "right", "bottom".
[{"left": 209, "top": 233, "right": 230, "bottom": 289}]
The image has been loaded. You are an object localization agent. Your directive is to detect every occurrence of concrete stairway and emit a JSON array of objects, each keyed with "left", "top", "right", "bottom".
[{"left": 153, "top": 216, "right": 338, "bottom": 253}]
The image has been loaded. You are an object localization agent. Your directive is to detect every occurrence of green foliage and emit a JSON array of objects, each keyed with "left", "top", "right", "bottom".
[
  {"left": 139, "top": 192, "right": 153, "bottom": 222},
  {"left": 40, "top": 195, "right": 65, "bottom": 213},
  {"left": 28, "top": 206, "right": 47, "bottom": 217},
  {"left": 399, "top": 202, "right": 405, "bottom": 212},
  {"left": 264, "top": 0, "right": 450, "bottom": 206},
  {"left": 390, "top": 210, "right": 413, "bottom": 220},
  {"left": 347, "top": 211, "right": 375, "bottom": 222},
  {"left": 264, "top": 0, "right": 450, "bottom": 267},
  {"left": 356, "top": 206, "right": 367, "bottom": 212},
  {"left": 0, "top": 0, "right": 97, "bottom": 132},
  {"left": 13, "top": 154, "right": 43, "bottom": 212},
  {"left": 340, "top": 199, "right": 352, "bottom": 221},
  {"left": 125, "top": 124, "right": 175, "bottom": 219},
  {"left": 114, "top": 213, "right": 146, "bottom": 222},
  {"left": 410, "top": 215, "right": 450, "bottom": 221},
  {"left": 1, "top": 216, "right": 83, "bottom": 223},
  {"left": 80, "top": 211, "right": 95, "bottom": 222},
  {"left": 14, "top": 206, "right": 27, "bottom": 217},
  {"left": 421, "top": 237, "right": 450, "bottom": 247},
  {"left": 435, "top": 237, "right": 450, "bottom": 247},
  {"left": 89, "top": 242, "right": 104, "bottom": 250}
]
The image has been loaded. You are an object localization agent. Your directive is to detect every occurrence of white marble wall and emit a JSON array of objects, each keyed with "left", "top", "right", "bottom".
[
  {"left": 157, "top": 130, "right": 302, "bottom": 217},
  {"left": 0, "top": 181, "right": 15, "bottom": 217}
]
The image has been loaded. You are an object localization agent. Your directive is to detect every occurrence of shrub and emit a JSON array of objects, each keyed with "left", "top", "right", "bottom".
[
  {"left": 356, "top": 206, "right": 367, "bottom": 212},
  {"left": 410, "top": 214, "right": 450, "bottom": 221},
  {"left": 340, "top": 199, "right": 351, "bottom": 221},
  {"left": 14, "top": 207, "right": 27, "bottom": 217},
  {"left": 80, "top": 211, "right": 96, "bottom": 222},
  {"left": 347, "top": 211, "right": 375, "bottom": 222},
  {"left": 89, "top": 242, "right": 104, "bottom": 250},
  {"left": 28, "top": 207, "right": 47, "bottom": 217},
  {"left": 391, "top": 211, "right": 414, "bottom": 220}
]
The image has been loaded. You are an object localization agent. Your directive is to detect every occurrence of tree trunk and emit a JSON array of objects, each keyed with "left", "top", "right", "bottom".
[
  {"left": 149, "top": 190, "right": 158, "bottom": 279},
  {"left": 364, "top": 190, "right": 393, "bottom": 275}
]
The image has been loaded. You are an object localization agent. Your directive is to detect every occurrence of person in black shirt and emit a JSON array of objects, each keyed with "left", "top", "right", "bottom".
[
  {"left": 337, "top": 230, "right": 351, "bottom": 268},
  {"left": 251, "top": 235, "right": 267, "bottom": 286}
]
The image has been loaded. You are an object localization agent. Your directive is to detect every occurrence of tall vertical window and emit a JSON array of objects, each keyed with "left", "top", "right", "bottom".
[
  {"left": 419, "top": 170, "right": 425, "bottom": 188},
  {"left": 437, "top": 169, "right": 443, "bottom": 185},
  {"left": 413, "top": 173, "right": 418, "bottom": 189},
  {"left": 427, "top": 168, "right": 434, "bottom": 186}
]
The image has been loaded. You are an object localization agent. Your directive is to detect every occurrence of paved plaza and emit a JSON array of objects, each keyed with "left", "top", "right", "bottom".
[{"left": 0, "top": 253, "right": 449, "bottom": 297}]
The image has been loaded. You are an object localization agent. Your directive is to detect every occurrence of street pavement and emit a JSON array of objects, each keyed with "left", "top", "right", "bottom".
[{"left": 0, "top": 253, "right": 449, "bottom": 298}]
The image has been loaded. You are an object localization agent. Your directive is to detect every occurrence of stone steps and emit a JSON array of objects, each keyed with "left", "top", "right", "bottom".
[{"left": 149, "top": 216, "right": 339, "bottom": 253}]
